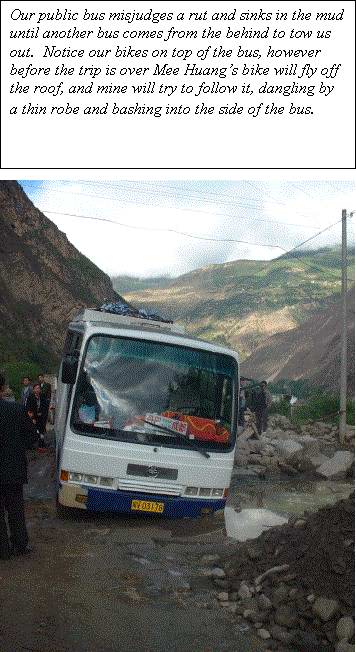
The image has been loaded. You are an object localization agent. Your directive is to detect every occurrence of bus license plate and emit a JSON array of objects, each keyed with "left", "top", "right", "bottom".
[{"left": 131, "top": 499, "right": 164, "bottom": 513}]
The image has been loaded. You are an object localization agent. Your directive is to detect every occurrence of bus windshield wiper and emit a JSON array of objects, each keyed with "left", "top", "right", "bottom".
[{"left": 140, "top": 419, "right": 210, "bottom": 459}]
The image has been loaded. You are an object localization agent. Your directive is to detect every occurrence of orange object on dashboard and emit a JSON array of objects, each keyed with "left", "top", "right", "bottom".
[{"left": 162, "top": 412, "right": 229, "bottom": 443}]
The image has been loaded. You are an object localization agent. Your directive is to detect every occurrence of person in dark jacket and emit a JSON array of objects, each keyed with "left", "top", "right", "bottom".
[
  {"left": 20, "top": 376, "right": 33, "bottom": 409},
  {"left": 251, "top": 380, "right": 272, "bottom": 437},
  {"left": 27, "top": 383, "right": 48, "bottom": 447},
  {"left": 38, "top": 374, "right": 52, "bottom": 432},
  {"left": 0, "top": 372, "right": 37, "bottom": 558}
]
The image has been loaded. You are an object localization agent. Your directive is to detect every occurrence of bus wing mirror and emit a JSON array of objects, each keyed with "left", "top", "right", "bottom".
[{"left": 61, "top": 353, "right": 79, "bottom": 384}]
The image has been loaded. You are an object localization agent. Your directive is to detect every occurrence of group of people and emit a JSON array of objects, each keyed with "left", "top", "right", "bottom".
[
  {"left": 0, "top": 372, "right": 52, "bottom": 559},
  {"left": 238, "top": 378, "right": 272, "bottom": 436}
]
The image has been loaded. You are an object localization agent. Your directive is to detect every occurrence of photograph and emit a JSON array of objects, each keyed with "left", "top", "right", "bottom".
[{"left": 0, "top": 177, "right": 354, "bottom": 652}]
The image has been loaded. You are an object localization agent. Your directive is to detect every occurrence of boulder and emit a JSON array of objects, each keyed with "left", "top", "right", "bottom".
[
  {"left": 309, "top": 454, "right": 331, "bottom": 468},
  {"left": 234, "top": 455, "right": 250, "bottom": 468},
  {"left": 336, "top": 617, "right": 355, "bottom": 642},
  {"left": 296, "top": 436, "right": 321, "bottom": 457},
  {"left": 316, "top": 451, "right": 354, "bottom": 480},
  {"left": 312, "top": 597, "right": 339, "bottom": 621},
  {"left": 275, "top": 440, "right": 303, "bottom": 460}
]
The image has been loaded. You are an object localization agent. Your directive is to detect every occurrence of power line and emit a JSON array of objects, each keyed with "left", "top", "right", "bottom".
[
  {"left": 23, "top": 184, "right": 322, "bottom": 231},
  {"left": 43, "top": 210, "right": 286, "bottom": 250},
  {"left": 43, "top": 208, "right": 355, "bottom": 282}
]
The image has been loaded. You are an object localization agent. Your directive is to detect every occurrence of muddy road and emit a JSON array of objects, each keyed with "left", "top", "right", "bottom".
[
  {"left": 1, "top": 449, "right": 265, "bottom": 652},
  {"left": 2, "top": 444, "right": 353, "bottom": 652}
]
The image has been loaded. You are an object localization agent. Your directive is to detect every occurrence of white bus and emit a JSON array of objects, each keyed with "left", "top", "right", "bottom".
[{"left": 55, "top": 308, "right": 239, "bottom": 518}]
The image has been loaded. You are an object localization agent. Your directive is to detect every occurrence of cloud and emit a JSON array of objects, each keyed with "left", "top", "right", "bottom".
[{"left": 19, "top": 179, "right": 355, "bottom": 278}]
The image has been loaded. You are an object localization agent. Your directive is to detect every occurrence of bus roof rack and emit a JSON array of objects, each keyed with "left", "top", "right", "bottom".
[
  {"left": 98, "top": 301, "right": 173, "bottom": 324},
  {"left": 72, "top": 308, "right": 185, "bottom": 334}
]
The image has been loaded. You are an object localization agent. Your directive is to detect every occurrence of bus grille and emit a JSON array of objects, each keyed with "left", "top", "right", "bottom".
[{"left": 118, "top": 479, "right": 182, "bottom": 496}]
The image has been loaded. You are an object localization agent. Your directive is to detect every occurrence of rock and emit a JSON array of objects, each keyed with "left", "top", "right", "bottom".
[
  {"left": 257, "top": 594, "right": 273, "bottom": 610},
  {"left": 312, "top": 597, "right": 339, "bottom": 621},
  {"left": 238, "top": 429, "right": 255, "bottom": 443},
  {"left": 257, "top": 628, "right": 271, "bottom": 640},
  {"left": 269, "top": 415, "right": 293, "bottom": 430},
  {"left": 217, "top": 591, "right": 229, "bottom": 601},
  {"left": 289, "top": 588, "right": 299, "bottom": 599},
  {"left": 277, "top": 460, "right": 299, "bottom": 475},
  {"left": 335, "top": 641, "right": 355, "bottom": 652},
  {"left": 295, "top": 436, "right": 321, "bottom": 457},
  {"left": 272, "top": 583, "right": 289, "bottom": 607},
  {"left": 309, "top": 454, "right": 331, "bottom": 468},
  {"left": 294, "top": 519, "right": 307, "bottom": 528},
  {"left": 240, "top": 597, "right": 259, "bottom": 612},
  {"left": 200, "top": 554, "right": 221, "bottom": 565},
  {"left": 332, "top": 558, "right": 347, "bottom": 574},
  {"left": 210, "top": 567, "right": 226, "bottom": 579},
  {"left": 213, "top": 579, "right": 230, "bottom": 589},
  {"left": 307, "top": 594, "right": 316, "bottom": 603},
  {"left": 238, "top": 582, "right": 252, "bottom": 600},
  {"left": 247, "top": 546, "right": 262, "bottom": 561},
  {"left": 270, "top": 624, "right": 294, "bottom": 644},
  {"left": 243, "top": 609, "right": 258, "bottom": 621},
  {"left": 234, "top": 456, "right": 250, "bottom": 468},
  {"left": 276, "top": 439, "right": 303, "bottom": 461},
  {"left": 264, "top": 642, "right": 279, "bottom": 651},
  {"left": 291, "top": 630, "right": 323, "bottom": 651},
  {"left": 248, "top": 440, "right": 264, "bottom": 452},
  {"left": 274, "top": 604, "right": 298, "bottom": 628},
  {"left": 336, "top": 617, "right": 355, "bottom": 642},
  {"left": 317, "top": 451, "right": 354, "bottom": 480}
]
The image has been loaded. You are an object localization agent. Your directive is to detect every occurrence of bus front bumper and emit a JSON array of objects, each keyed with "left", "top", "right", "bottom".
[{"left": 58, "top": 482, "right": 226, "bottom": 518}]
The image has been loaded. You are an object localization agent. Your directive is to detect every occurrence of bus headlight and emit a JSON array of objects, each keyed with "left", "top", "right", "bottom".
[
  {"left": 69, "top": 472, "right": 83, "bottom": 482},
  {"left": 100, "top": 477, "right": 114, "bottom": 487},
  {"left": 83, "top": 474, "right": 98, "bottom": 484},
  {"left": 199, "top": 488, "right": 212, "bottom": 497},
  {"left": 211, "top": 488, "right": 224, "bottom": 497},
  {"left": 185, "top": 486, "right": 199, "bottom": 496}
]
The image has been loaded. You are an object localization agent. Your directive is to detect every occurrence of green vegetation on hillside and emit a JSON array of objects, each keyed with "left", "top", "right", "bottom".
[{"left": 271, "top": 394, "right": 355, "bottom": 426}]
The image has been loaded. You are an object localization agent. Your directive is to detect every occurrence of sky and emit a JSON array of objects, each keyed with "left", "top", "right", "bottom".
[{"left": 19, "top": 180, "right": 355, "bottom": 278}]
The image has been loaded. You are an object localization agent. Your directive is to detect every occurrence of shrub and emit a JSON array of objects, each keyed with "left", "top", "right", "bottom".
[{"left": 291, "top": 394, "right": 354, "bottom": 426}]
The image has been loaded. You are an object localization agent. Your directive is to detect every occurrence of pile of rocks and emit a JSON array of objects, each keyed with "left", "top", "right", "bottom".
[
  {"left": 234, "top": 413, "right": 354, "bottom": 480},
  {"left": 199, "top": 493, "right": 355, "bottom": 651}
]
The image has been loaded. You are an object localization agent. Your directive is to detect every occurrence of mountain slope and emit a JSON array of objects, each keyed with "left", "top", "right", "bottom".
[
  {"left": 0, "top": 181, "right": 120, "bottom": 367},
  {"left": 123, "top": 248, "right": 354, "bottom": 359},
  {"left": 241, "top": 290, "right": 355, "bottom": 395}
]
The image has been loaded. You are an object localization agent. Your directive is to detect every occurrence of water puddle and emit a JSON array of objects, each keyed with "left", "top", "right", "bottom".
[
  {"left": 225, "top": 479, "right": 354, "bottom": 541},
  {"left": 224, "top": 506, "right": 288, "bottom": 542}
]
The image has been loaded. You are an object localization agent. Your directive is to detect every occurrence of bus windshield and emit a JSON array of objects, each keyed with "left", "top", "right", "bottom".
[{"left": 71, "top": 335, "right": 237, "bottom": 451}]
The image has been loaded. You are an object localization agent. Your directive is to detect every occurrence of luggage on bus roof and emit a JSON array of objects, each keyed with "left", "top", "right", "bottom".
[{"left": 98, "top": 301, "right": 173, "bottom": 324}]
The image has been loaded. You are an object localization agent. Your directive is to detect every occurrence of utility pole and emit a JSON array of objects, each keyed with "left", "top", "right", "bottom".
[{"left": 339, "top": 209, "right": 347, "bottom": 444}]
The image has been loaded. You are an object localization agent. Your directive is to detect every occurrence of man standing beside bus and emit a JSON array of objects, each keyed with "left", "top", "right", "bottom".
[
  {"left": 251, "top": 380, "right": 272, "bottom": 437},
  {"left": 0, "top": 372, "right": 37, "bottom": 558}
]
